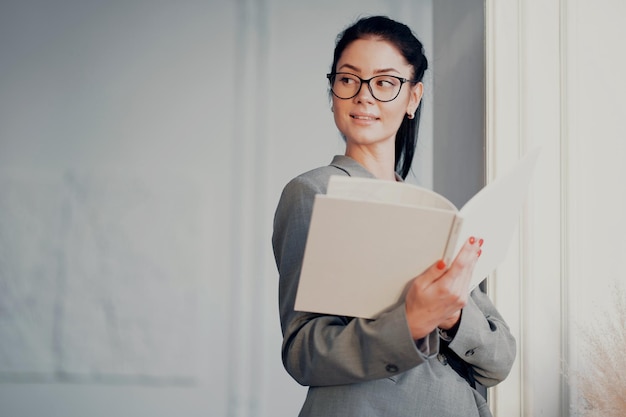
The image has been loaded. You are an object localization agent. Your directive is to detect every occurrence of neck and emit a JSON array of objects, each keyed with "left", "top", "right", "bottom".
[{"left": 345, "top": 143, "right": 397, "bottom": 181}]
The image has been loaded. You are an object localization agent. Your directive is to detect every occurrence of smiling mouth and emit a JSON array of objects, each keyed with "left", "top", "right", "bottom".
[{"left": 351, "top": 114, "right": 379, "bottom": 121}]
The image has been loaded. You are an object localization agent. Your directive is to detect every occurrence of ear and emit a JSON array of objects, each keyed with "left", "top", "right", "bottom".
[{"left": 407, "top": 82, "right": 424, "bottom": 118}]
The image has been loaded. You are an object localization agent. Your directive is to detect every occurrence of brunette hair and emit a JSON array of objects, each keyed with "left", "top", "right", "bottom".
[{"left": 330, "top": 16, "right": 428, "bottom": 179}]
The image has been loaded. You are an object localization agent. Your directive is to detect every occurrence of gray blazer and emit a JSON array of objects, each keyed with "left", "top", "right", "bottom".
[{"left": 272, "top": 156, "right": 516, "bottom": 417}]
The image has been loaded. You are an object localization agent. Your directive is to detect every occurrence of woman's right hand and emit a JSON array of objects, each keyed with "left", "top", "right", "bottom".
[{"left": 404, "top": 237, "right": 483, "bottom": 340}]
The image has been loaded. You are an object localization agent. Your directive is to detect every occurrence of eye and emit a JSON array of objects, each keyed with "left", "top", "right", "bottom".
[
  {"left": 338, "top": 74, "right": 358, "bottom": 85},
  {"left": 375, "top": 76, "right": 400, "bottom": 89}
]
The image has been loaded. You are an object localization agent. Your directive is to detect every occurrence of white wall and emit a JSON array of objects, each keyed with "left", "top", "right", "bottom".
[{"left": 486, "top": 0, "right": 626, "bottom": 415}]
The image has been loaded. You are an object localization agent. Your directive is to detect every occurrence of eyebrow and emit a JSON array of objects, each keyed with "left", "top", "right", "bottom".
[{"left": 337, "top": 63, "right": 401, "bottom": 75}]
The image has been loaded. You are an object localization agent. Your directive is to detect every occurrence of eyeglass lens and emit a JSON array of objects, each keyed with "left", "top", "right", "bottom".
[{"left": 329, "top": 73, "right": 404, "bottom": 102}]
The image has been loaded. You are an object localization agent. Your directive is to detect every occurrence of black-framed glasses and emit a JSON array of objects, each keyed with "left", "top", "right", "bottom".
[{"left": 326, "top": 72, "right": 416, "bottom": 102}]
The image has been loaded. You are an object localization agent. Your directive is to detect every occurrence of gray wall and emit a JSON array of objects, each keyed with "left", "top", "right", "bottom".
[
  {"left": 0, "top": 1, "right": 483, "bottom": 416},
  {"left": 433, "top": 0, "right": 485, "bottom": 207}
]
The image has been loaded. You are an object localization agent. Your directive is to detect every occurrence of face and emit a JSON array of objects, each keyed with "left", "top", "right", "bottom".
[{"left": 332, "top": 38, "right": 423, "bottom": 152}]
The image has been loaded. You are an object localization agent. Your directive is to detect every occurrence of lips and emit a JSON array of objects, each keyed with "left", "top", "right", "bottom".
[{"left": 350, "top": 113, "right": 379, "bottom": 121}]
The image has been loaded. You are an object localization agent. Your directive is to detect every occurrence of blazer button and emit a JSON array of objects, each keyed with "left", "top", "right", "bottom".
[
  {"left": 465, "top": 349, "right": 476, "bottom": 357},
  {"left": 437, "top": 353, "right": 448, "bottom": 365},
  {"left": 385, "top": 364, "right": 399, "bottom": 373}
]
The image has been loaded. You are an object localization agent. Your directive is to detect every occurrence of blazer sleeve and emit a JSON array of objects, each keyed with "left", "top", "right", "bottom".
[
  {"left": 272, "top": 175, "right": 439, "bottom": 387},
  {"left": 447, "top": 287, "right": 517, "bottom": 387}
]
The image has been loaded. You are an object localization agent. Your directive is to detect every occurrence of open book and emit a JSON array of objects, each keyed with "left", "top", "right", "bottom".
[{"left": 295, "top": 149, "right": 540, "bottom": 319}]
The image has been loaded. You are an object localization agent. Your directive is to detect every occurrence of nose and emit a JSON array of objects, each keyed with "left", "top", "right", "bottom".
[{"left": 354, "top": 79, "right": 375, "bottom": 102}]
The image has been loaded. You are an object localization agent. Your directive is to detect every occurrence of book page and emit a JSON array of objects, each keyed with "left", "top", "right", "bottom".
[
  {"left": 326, "top": 176, "right": 457, "bottom": 211},
  {"left": 455, "top": 148, "right": 541, "bottom": 289}
]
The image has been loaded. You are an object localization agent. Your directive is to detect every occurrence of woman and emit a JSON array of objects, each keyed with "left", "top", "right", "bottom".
[{"left": 272, "top": 16, "right": 516, "bottom": 417}]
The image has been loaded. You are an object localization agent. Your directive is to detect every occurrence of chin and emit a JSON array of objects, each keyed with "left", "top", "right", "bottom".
[{"left": 345, "top": 132, "right": 393, "bottom": 147}]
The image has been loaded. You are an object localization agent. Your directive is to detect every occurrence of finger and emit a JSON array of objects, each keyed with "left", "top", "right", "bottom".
[
  {"left": 453, "top": 236, "right": 483, "bottom": 266},
  {"left": 413, "top": 258, "right": 448, "bottom": 289},
  {"left": 445, "top": 237, "right": 483, "bottom": 287}
]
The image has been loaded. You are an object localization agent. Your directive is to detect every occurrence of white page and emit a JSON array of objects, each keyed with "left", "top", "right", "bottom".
[
  {"left": 326, "top": 176, "right": 457, "bottom": 211},
  {"left": 454, "top": 148, "right": 541, "bottom": 289}
]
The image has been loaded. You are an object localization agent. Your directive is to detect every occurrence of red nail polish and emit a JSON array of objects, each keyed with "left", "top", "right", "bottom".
[
  {"left": 436, "top": 260, "right": 446, "bottom": 270},
  {"left": 479, "top": 238, "right": 484, "bottom": 247},
  {"left": 477, "top": 249, "right": 482, "bottom": 257},
  {"left": 469, "top": 236, "right": 476, "bottom": 245}
]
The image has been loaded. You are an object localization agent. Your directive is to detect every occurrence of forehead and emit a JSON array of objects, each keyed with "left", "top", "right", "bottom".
[{"left": 337, "top": 38, "right": 411, "bottom": 73}]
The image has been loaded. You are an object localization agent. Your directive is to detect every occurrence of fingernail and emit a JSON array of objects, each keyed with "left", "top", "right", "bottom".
[
  {"left": 477, "top": 249, "right": 482, "bottom": 258},
  {"left": 469, "top": 236, "right": 476, "bottom": 245},
  {"left": 479, "top": 238, "right": 484, "bottom": 247},
  {"left": 437, "top": 260, "right": 446, "bottom": 270}
]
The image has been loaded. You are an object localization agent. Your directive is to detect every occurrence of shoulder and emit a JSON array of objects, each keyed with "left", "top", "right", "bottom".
[
  {"left": 274, "top": 165, "right": 345, "bottom": 227},
  {"left": 273, "top": 163, "right": 348, "bottom": 239},
  {"left": 279, "top": 154, "right": 372, "bottom": 199},
  {"left": 274, "top": 154, "right": 375, "bottom": 226},
  {"left": 272, "top": 163, "right": 348, "bottom": 261},
  {"left": 283, "top": 164, "right": 346, "bottom": 197}
]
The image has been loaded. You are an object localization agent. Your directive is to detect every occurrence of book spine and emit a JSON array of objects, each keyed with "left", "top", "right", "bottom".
[{"left": 442, "top": 217, "right": 464, "bottom": 265}]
